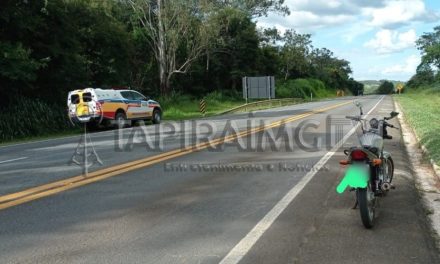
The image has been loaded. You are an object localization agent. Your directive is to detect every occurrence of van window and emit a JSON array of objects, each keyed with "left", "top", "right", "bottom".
[
  {"left": 121, "top": 91, "right": 134, "bottom": 100},
  {"left": 83, "top": 92, "right": 92, "bottom": 102},
  {"left": 131, "top": 91, "right": 146, "bottom": 100},
  {"left": 70, "top": 94, "right": 80, "bottom": 104}
]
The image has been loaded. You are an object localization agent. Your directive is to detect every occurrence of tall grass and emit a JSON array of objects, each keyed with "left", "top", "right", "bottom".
[
  {"left": 0, "top": 98, "right": 73, "bottom": 142},
  {"left": 395, "top": 85, "right": 440, "bottom": 166},
  {"left": 158, "top": 91, "right": 244, "bottom": 120},
  {"left": 276, "top": 78, "right": 335, "bottom": 99}
]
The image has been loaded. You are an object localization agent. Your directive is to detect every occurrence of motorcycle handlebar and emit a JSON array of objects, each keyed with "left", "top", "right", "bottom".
[
  {"left": 345, "top": 115, "right": 361, "bottom": 121},
  {"left": 384, "top": 122, "right": 399, "bottom": 129}
]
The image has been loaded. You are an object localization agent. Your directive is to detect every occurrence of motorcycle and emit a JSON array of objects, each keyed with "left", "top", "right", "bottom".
[{"left": 336, "top": 101, "right": 399, "bottom": 228}]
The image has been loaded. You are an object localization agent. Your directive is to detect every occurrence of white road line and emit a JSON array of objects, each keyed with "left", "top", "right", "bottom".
[
  {"left": 0, "top": 157, "right": 28, "bottom": 164},
  {"left": 219, "top": 96, "right": 385, "bottom": 264}
]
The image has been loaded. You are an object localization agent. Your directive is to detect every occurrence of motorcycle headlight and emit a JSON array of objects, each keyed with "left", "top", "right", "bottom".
[{"left": 369, "top": 118, "right": 379, "bottom": 129}]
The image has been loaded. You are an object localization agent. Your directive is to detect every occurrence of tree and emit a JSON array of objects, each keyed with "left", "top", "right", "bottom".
[
  {"left": 211, "top": 0, "right": 289, "bottom": 18},
  {"left": 377, "top": 80, "right": 394, "bottom": 94},
  {"left": 309, "top": 48, "right": 353, "bottom": 90},
  {"left": 204, "top": 8, "right": 260, "bottom": 91},
  {"left": 127, "top": 0, "right": 217, "bottom": 95},
  {"left": 416, "top": 26, "right": 440, "bottom": 70},
  {"left": 347, "top": 78, "right": 364, "bottom": 95},
  {"left": 280, "top": 30, "right": 312, "bottom": 80},
  {"left": 0, "top": 42, "right": 45, "bottom": 82},
  {"left": 406, "top": 62, "right": 435, "bottom": 88}
]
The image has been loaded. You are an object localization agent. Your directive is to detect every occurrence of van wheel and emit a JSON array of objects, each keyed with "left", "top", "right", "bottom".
[
  {"left": 152, "top": 109, "right": 161, "bottom": 124},
  {"left": 115, "top": 112, "right": 130, "bottom": 128}
]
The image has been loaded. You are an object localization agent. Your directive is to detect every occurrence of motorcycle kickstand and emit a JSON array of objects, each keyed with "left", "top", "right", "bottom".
[
  {"left": 352, "top": 198, "right": 358, "bottom": 209},
  {"left": 350, "top": 188, "right": 358, "bottom": 209}
]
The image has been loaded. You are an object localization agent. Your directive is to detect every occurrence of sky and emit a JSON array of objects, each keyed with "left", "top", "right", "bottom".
[{"left": 256, "top": 0, "right": 440, "bottom": 81}]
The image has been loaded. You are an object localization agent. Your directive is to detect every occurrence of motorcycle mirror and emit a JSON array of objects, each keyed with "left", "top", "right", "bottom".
[
  {"left": 390, "top": 111, "right": 399, "bottom": 118},
  {"left": 354, "top": 101, "right": 362, "bottom": 107}
]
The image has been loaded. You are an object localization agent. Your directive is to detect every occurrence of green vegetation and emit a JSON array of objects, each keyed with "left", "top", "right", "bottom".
[
  {"left": 0, "top": 98, "right": 74, "bottom": 142},
  {"left": 360, "top": 80, "right": 402, "bottom": 95},
  {"left": 0, "top": 0, "right": 363, "bottom": 142},
  {"left": 159, "top": 92, "right": 244, "bottom": 120},
  {"left": 395, "top": 85, "right": 440, "bottom": 166},
  {"left": 406, "top": 26, "right": 440, "bottom": 89},
  {"left": 277, "top": 78, "right": 335, "bottom": 99},
  {"left": 397, "top": 25, "right": 440, "bottom": 166},
  {"left": 377, "top": 80, "right": 394, "bottom": 94}
]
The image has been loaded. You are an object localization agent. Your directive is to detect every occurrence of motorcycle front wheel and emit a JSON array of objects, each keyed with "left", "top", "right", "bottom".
[
  {"left": 357, "top": 184, "right": 375, "bottom": 228},
  {"left": 384, "top": 157, "right": 394, "bottom": 184}
]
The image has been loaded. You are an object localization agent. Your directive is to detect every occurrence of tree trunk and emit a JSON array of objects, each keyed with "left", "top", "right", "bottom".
[
  {"left": 159, "top": 69, "right": 169, "bottom": 96},
  {"left": 157, "top": 0, "right": 170, "bottom": 96}
]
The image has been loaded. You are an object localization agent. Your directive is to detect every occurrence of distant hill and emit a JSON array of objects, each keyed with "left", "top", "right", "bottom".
[{"left": 359, "top": 80, "right": 406, "bottom": 94}]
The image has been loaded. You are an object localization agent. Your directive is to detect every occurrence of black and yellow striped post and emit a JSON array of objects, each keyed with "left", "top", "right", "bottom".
[{"left": 199, "top": 99, "right": 207, "bottom": 117}]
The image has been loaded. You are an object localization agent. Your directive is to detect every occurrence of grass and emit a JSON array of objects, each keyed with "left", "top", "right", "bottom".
[
  {"left": 0, "top": 129, "right": 82, "bottom": 147},
  {"left": 0, "top": 98, "right": 76, "bottom": 144},
  {"left": 161, "top": 97, "right": 245, "bottom": 120},
  {"left": 276, "top": 78, "right": 337, "bottom": 99},
  {"left": 395, "top": 85, "right": 440, "bottom": 166},
  {"left": 2, "top": 88, "right": 337, "bottom": 144}
]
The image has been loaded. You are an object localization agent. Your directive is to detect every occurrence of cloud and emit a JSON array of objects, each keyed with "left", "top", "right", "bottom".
[
  {"left": 259, "top": 0, "right": 438, "bottom": 33},
  {"left": 282, "top": 11, "right": 353, "bottom": 30},
  {"left": 363, "top": 0, "right": 438, "bottom": 28},
  {"left": 290, "top": 0, "right": 386, "bottom": 16},
  {"left": 364, "top": 29, "right": 417, "bottom": 54},
  {"left": 382, "top": 54, "right": 420, "bottom": 74},
  {"left": 256, "top": 0, "right": 390, "bottom": 32},
  {"left": 256, "top": 11, "right": 354, "bottom": 33}
]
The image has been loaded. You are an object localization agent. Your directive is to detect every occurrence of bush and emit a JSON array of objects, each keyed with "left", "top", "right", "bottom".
[
  {"left": 377, "top": 81, "right": 394, "bottom": 94},
  {"left": 276, "top": 78, "right": 332, "bottom": 99},
  {"left": 406, "top": 82, "right": 440, "bottom": 95},
  {"left": 0, "top": 98, "right": 73, "bottom": 142},
  {"left": 276, "top": 79, "right": 308, "bottom": 98},
  {"left": 204, "top": 90, "right": 227, "bottom": 102}
]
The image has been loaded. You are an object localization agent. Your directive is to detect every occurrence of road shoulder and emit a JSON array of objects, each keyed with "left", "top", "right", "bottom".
[
  {"left": 238, "top": 96, "right": 439, "bottom": 264},
  {"left": 395, "top": 100, "right": 440, "bottom": 250}
]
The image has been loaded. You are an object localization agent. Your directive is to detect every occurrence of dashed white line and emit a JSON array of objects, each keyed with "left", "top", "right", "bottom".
[{"left": 0, "top": 157, "right": 28, "bottom": 164}]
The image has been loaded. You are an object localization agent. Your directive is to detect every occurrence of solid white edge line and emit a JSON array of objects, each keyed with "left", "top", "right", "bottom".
[
  {"left": 219, "top": 95, "right": 385, "bottom": 264},
  {"left": 0, "top": 157, "right": 28, "bottom": 164}
]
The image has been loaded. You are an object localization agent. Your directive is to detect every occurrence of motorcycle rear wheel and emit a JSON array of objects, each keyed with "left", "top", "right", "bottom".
[{"left": 357, "top": 185, "right": 375, "bottom": 228}]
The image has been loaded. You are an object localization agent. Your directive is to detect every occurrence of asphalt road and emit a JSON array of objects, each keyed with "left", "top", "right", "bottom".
[{"left": 0, "top": 95, "right": 438, "bottom": 263}]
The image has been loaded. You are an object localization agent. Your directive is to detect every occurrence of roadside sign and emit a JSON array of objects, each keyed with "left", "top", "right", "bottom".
[
  {"left": 337, "top": 90, "right": 345, "bottom": 97},
  {"left": 242, "top": 76, "right": 275, "bottom": 102},
  {"left": 199, "top": 99, "right": 207, "bottom": 116},
  {"left": 396, "top": 83, "right": 404, "bottom": 94}
]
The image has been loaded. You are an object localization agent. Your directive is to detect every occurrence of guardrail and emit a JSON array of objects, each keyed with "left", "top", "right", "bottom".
[{"left": 220, "top": 98, "right": 304, "bottom": 115}]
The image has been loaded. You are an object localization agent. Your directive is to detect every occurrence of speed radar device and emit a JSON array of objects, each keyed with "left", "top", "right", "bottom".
[
  {"left": 67, "top": 88, "right": 105, "bottom": 125},
  {"left": 67, "top": 88, "right": 105, "bottom": 176}
]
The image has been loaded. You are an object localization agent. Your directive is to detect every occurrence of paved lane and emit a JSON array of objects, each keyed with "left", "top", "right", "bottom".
[
  {"left": 0, "top": 96, "right": 438, "bottom": 263},
  {"left": 0, "top": 98, "right": 352, "bottom": 196}
]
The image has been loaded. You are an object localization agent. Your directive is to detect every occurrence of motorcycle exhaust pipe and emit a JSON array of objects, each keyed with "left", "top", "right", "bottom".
[{"left": 381, "top": 182, "right": 391, "bottom": 191}]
